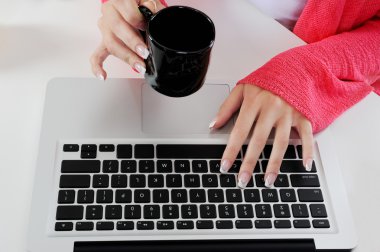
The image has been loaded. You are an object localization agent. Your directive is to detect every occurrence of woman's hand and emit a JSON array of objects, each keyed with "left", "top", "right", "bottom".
[
  {"left": 211, "top": 84, "right": 314, "bottom": 188},
  {"left": 90, "top": 0, "right": 166, "bottom": 80}
]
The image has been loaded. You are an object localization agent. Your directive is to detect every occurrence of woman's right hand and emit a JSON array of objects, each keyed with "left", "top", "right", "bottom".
[{"left": 90, "top": 0, "right": 166, "bottom": 80}]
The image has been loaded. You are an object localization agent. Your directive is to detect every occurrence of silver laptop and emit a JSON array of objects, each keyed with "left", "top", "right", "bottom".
[{"left": 27, "top": 78, "right": 357, "bottom": 252}]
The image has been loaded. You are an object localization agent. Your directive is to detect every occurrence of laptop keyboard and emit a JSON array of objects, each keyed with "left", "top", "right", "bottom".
[{"left": 54, "top": 142, "right": 331, "bottom": 233}]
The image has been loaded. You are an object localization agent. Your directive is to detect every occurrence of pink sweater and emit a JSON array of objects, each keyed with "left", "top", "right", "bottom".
[{"left": 238, "top": 0, "right": 380, "bottom": 133}]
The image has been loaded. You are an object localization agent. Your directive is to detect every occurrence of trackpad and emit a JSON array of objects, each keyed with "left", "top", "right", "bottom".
[{"left": 142, "top": 84, "right": 233, "bottom": 134}]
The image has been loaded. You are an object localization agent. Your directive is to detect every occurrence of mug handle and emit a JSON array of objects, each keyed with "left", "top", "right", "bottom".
[{"left": 138, "top": 6, "right": 154, "bottom": 38}]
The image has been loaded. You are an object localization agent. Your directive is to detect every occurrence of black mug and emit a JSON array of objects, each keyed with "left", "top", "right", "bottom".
[{"left": 139, "top": 5, "right": 215, "bottom": 97}]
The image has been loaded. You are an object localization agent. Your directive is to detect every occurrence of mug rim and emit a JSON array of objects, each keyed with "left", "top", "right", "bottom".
[{"left": 146, "top": 5, "right": 216, "bottom": 54}]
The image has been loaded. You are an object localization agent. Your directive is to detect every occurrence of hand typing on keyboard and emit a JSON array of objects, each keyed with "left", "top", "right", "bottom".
[{"left": 210, "top": 85, "right": 314, "bottom": 188}]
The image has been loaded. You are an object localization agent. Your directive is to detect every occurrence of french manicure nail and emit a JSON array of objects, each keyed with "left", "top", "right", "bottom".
[
  {"left": 97, "top": 73, "right": 105, "bottom": 81},
  {"left": 136, "top": 44, "right": 150, "bottom": 59},
  {"left": 305, "top": 159, "right": 313, "bottom": 171},
  {"left": 265, "top": 173, "right": 276, "bottom": 188},
  {"left": 209, "top": 119, "right": 216, "bottom": 129},
  {"left": 238, "top": 172, "right": 250, "bottom": 188},
  {"left": 220, "top": 159, "right": 231, "bottom": 174},
  {"left": 134, "top": 63, "right": 146, "bottom": 75}
]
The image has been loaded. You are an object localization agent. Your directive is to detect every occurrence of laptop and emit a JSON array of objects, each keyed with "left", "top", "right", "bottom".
[{"left": 27, "top": 78, "right": 357, "bottom": 252}]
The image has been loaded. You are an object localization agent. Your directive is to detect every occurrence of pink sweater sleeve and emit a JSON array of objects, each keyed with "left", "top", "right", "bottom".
[{"left": 237, "top": 18, "right": 380, "bottom": 133}]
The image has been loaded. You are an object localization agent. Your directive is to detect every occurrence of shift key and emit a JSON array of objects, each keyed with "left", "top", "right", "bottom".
[{"left": 290, "top": 174, "right": 320, "bottom": 187}]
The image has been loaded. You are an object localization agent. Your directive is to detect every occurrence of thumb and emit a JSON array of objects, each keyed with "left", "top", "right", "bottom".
[{"left": 140, "top": 0, "right": 166, "bottom": 14}]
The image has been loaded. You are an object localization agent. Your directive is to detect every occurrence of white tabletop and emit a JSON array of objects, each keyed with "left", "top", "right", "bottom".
[{"left": 0, "top": 0, "right": 379, "bottom": 251}]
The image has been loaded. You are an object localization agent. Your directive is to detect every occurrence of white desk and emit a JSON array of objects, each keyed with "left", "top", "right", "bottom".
[{"left": 0, "top": 0, "right": 379, "bottom": 251}]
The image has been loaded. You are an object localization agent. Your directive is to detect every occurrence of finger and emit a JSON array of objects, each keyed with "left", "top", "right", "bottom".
[
  {"left": 90, "top": 42, "right": 110, "bottom": 80},
  {"left": 297, "top": 119, "right": 314, "bottom": 171},
  {"left": 219, "top": 95, "right": 260, "bottom": 174},
  {"left": 140, "top": 0, "right": 167, "bottom": 14},
  {"left": 210, "top": 85, "right": 244, "bottom": 129},
  {"left": 237, "top": 110, "right": 277, "bottom": 188},
  {"left": 264, "top": 117, "right": 292, "bottom": 188},
  {"left": 110, "top": 0, "right": 146, "bottom": 30}
]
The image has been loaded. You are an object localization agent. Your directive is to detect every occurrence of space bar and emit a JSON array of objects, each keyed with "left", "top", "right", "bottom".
[{"left": 156, "top": 144, "right": 235, "bottom": 159}]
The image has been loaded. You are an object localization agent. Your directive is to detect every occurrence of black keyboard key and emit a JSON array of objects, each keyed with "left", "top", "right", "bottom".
[
  {"left": 137, "top": 221, "right": 154, "bottom": 230},
  {"left": 228, "top": 160, "right": 242, "bottom": 173},
  {"left": 263, "top": 145, "right": 296, "bottom": 159},
  {"left": 121, "top": 160, "right": 137, "bottom": 173},
  {"left": 181, "top": 204, "right": 198, "bottom": 219},
  {"left": 292, "top": 204, "right": 309, "bottom": 217},
  {"left": 220, "top": 174, "right": 236, "bottom": 187},
  {"left": 58, "top": 190, "right": 75, "bottom": 204},
  {"left": 298, "top": 189, "right": 324, "bottom": 202},
  {"left": 171, "top": 189, "right": 188, "bottom": 203},
  {"left": 244, "top": 189, "right": 260, "bottom": 202},
  {"left": 115, "top": 189, "right": 132, "bottom": 203},
  {"left": 175, "top": 160, "right": 190, "bottom": 173},
  {"left": 96, "top": 221, "right": 114, "bottom": 230},
  {"left": 209, "top": 160, "right": 221, "bottom": 173},
  {"left": 77, "top": 190, "right": 94, "bottom": 204},
  {"left": 82, "top": 144, "right": 96, "bottom": 152},
  {"left": 55, "top": 222, "right": 73, "bottom": 231},
  {"left": 190, "top": 189, "right": 206, "bottom": 203},
  {"left": 226, "top": 189, "right": 242, "bottom": 202},
  {"left": 148, "top": 175, "right": 164, "bottom": 188},
  {"left": 177, "top": 221, "right": 194, "bottom": 229},
  {"left": 281, "top": 160, "right": 316, "bottom": 173},
  {"left": 196, "top": 220, "right": 214, "bottom": 229},
  {"left": 76, "top": 221, "right": 94, "bottom": 231},
  {"left": 255, "top": 220, "right": 272, "bottom": 229},
  {"left": 99, "top": 144, "right": 115, "bottom": 152},
  {"left": 144, "top": 205, "right": 160, "bottom": 219},
  {"left": 262, "top": 189, "right": 279, "bottom": 202},
  {"left": 103, "top": 160, "right": 118, "bottom": 173},
  {"left": 134, "top": 189, "right": 150, "bottom": 203},
  {"left": 157, "top": 144, "right": 241, "bottom": 159},
  {"left": 157, "top": 160, "right": 172, "bottom": 173},
  {"left": 125, "top": 205, "right": 141, "bottom": 219},
  {"left": 166, "top": 175, "right": 182, "bottom": 187},
  {"left": 81, "top": 151, "right": 96, "bottom": 159},
  {"left": 162, "top": 205, "right": 179, "bottom": 219},
  {"left": 274, "top": 175, "right": 289, "bottom": 187},
  {"left": 153, "top": 189, "right": 169, "bottom": 203},
  {"left": 192, "top": 160, "right": 208, "bottom": 173},
  {"left": 255, "top": 175, "right": 266, "bottom": 187},
  {"left": 86, "top": 205, "right": 103, "bottom": 220},
  {"left": 117, "top": 221, "right": 134, "bottom": 230},
  {"left": 135, "top": 144, "right": 154, "bottom": 159},
  {"left": 61, "top": 160, "right": 100, "bottom": 173},
  {"left": 218, "top": 204, "right": 235, "bottom": 218},
  {"left": 312, "top": 219, "right": 330, "bottom": 228},
  {"left": 60, "top": 175, "right": 90, "bottom": 188},
  {"left": 274, "top": 220, "right": 291, "bottom": 229},
  {"left": 130, "top": 175, "right": 146, "bottom": 188},
  {"left": 255, "top": 204, "right": 272, "bottom": 218},
  {"left": 139, "top": 160, "right": 155, "bottom": 173},
  {"left": 310, "top": 204, "right": 327, "bottom": 217},
  {"left": 242, "top": 145, "right": 263, "bottom": 159},
  {"left": 291, "top": 174, "right": 320, "bottom": 187},
  {"left": 56, "top": 206, "right": 83, "bottom": 220},
  {"left": 237, "top": 204, "right": 254, "bottom": 218},
  {"left": 208, "top": 189, "right": 224, "bottom": 203},
  {"left": 273, "top": 204, "right": 291, "bottom": 218},
  {"left": 157, "top": 221, "right": 174, "bottom": 230},
  {"left": 235, "top": 220, "right": 253, "bottom": 229},
  {"left": 117, "top": 144, "right": 132, "bottom": 159},
  {"left": 63, "top": 144, "right": 79, "bottom": 152},
  {"left": 184, "top": 175, "right": 200, "bottom": 188},
  {"left": 200, "top": 204, "right": 217, "bottom": 218},
  {"left": 93, "top": 174, "right": 109, "bottom": 188},
  {"left": 105, "top": 205, "right": 122, "bottom": 219},
  {"left": 202, "top": 175, "right": 218, "bottom": 187},
  {"left": 96, "top": 190, "right": 113, "bottom": 203},
  {"left": 111, "top": 175, "right": 128, "bottom": 188},
  {"left": 296, "top": 145, "right": 303, "bottom": 158},
  {"left": 280, "top": 189, "right": 297, "bottom": 202},
  {"left": 216, "top": 220, "right": 233, "bottom": 229},
  {"left": 293, "top": 219, "right": 311, "bottom": 228}
]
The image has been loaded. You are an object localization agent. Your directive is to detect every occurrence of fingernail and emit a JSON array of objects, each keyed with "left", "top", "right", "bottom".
[
  {"left": 220, "top": 159, "right": 231, "bottom": 174},
  {"left": 238, "top": 172, "right": 250, "bottom": 188},
  {"left": 305, "top": 159, "right": 313, "bottom": 172},
  {"left": 136, "top": 44, "right": 150, "bottom": 59},
  {"left": 97, "top": 73, "right": 105, "bottom": 81},
  {"left": 209, "top": 119, "right": 216, "bottom": 129},
  {"left": 265, "top": 173, "right": 276, "bottom": 188},
  {"left": 134, "top": 63, "right": 146, "bottom": 75},
  {"left": 131, "top": 67, "right": 139, "bottom": 73}
]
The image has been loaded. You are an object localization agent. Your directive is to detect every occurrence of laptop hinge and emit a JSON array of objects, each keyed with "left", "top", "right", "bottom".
[{"left": 74, "top": 239, "right": 316, "bottom": 252}]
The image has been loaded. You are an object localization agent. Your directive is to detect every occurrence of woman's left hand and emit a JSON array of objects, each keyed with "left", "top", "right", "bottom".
[{"left": 210, "top": 84, "right": 314, "bottom": 188}]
